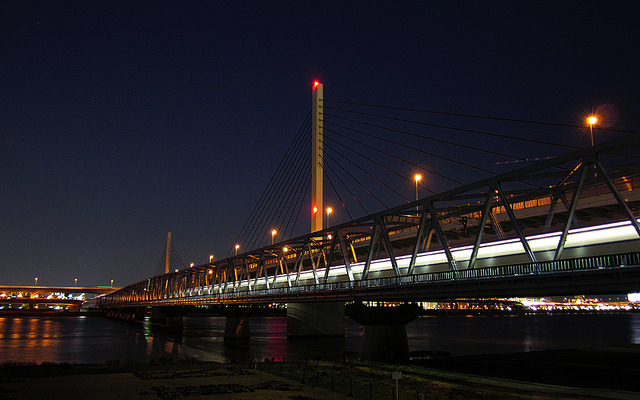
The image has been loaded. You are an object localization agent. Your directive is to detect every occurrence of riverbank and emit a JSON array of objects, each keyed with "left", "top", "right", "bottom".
[
  {"left": 1, "top": 346, "right": 638, "bottom": 399},
  {"left": 412, "top": 344, "right": 640, "bottom": 393}
]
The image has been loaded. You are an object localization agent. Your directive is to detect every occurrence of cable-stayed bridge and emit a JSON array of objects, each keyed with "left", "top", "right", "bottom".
[{"left": 93, "top": 83, "right": 640, "bottom": 356}]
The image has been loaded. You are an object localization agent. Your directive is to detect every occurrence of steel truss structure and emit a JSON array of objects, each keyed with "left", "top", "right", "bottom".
[{"left": 96, "top": 133, "right": 640, "bottom": 307}]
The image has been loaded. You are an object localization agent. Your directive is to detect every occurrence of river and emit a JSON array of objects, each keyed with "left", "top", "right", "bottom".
[{"left": 1, "top": 313, "right": 638, "bottom": 365}]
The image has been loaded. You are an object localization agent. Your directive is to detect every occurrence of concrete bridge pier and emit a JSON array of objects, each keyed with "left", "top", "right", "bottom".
[
  {"left": 221, "top": 305, "right": 252, "bottom": 340},
  {"left": 150, "top": 306, "right": 187, "bottom": 328},
  {"left": 133, "top": 306, "right": 146, "bottom": 321},
  {"left": 345, "top": 302, "right": 421, "bottom": 362},
  {"left": 106, "top": 307, "right": 139, "bottom": 322},
  {"left": 287, "top": 302, "right": 345, "bottom": 337}
]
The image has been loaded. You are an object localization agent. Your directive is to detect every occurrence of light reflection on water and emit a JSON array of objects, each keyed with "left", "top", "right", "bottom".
[{"left": 0, "top": 313, "right": 638, "bottom": 365}]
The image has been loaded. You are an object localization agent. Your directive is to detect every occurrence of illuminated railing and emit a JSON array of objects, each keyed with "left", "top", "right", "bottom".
[{"left": 96, "top": 251, "right": 640, "bottom": 306}]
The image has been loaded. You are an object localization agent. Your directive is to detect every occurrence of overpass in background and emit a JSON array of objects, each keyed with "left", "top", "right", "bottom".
[
  {"left": 0, "top": 286, "right": 119, "bottom": 313},
  {"left": 0, "top": 286, "right": 119, "bottom": 296}
]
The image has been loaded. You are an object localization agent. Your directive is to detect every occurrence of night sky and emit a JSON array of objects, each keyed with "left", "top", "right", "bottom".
[{"left": 1, "top": 1, "right": 638, "bottom": 287}]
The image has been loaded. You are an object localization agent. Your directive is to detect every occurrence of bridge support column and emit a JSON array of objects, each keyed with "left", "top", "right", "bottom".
[
  {"left": 346, "top": 302, "right": 421, "bottom": 362},
  {"left": 287, "top": 302, "right": 345, "bottom": 337},
  {"left": 222, "top": 306, "right": 251, "bottom": 340},
  {"left": 134, "top": 306, "right": 147, "bottom": 321},
  {"left": 150, "top": 306, "right": 186, "bottom": 328},
  {"left": 68, "top": 304, "right": 81, "bottom": 312}
]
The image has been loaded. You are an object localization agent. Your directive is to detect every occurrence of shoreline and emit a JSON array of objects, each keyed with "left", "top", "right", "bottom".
[{"left": 1, "top": 308, "right": 638, "bottom": 317}]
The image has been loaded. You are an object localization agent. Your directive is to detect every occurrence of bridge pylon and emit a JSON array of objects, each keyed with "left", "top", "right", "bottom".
[
  {"left": 165, "top": 232, "right": 171, "bottom": 274},
  {"left": 311, "top": 80, "right": 323, "bottom": 233}
]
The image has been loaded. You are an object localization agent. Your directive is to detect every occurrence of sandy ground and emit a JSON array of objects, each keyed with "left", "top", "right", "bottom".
[
  {"left": 1, "top": 346, "right": 639, "bottom": 400},
  {"left": 0, "top": 364, "right": 348, "bottom": 400}
]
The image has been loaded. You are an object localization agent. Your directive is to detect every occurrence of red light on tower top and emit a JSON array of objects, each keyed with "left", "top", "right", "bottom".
[{"left": 313, "top": 80, "right": 320, "bottom": 88}]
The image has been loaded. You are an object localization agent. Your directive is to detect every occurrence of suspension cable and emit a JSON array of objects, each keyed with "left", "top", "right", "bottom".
[
  {"left": 322, "top": 139, "right": 411, "bottom": 203},
  {"left": 231, "top": 112, "right": 311, "bottom": 254},
  {"left": 323, "top": 116, "right": 499, "bottom": 175},
  {"left": 324, "top": 126, "right": 466, "bottom": 187},
  {"left": 320, "top": 152, "right": 389, "bottom": 209},
  {"left": 323, "top": 99, "right": 636, "bottom": 136}
]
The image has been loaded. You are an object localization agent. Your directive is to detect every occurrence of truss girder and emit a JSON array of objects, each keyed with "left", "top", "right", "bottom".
[
  {"left": 595, "top": 160, "right": 640, "bottom": 238},
  {"left": 554, "top": 166, "right": 587, "bottom": 260},
  {"left": 496, "top": 184, "right": 538, "bottom": 264},
  {"left": 407, "top": 211, "right": 429, "bottom": 275},
  {"left": 468, "top": 189, "right": 495, "bottom": 269},
  {"left": 337, "top": 229, "right": 355, "bottom": 281},
  {"left": 428, "top": 202, "right": 459, "bottom": 272}
]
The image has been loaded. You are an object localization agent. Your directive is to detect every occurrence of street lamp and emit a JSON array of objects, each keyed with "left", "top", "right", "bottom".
[
  {"left": 110, "top": 279, "right": 114, "bottom": 287},
  {"left": 190, "top": 263, "right": 194, "bottom": 268},
  {"left": 271, "top": 229, "right": 277, "bottom": 245},
  {"left": 74, "top": 278, "right": 77, "bottom": 287},
  {"left": 34, "top": 277, "right": 38, "bottom": 286},
  {"left": 414, "top": 174, "right": 422, "bottom": 211},
  {"left": 326, "top": 207, "right": 333, "bottom": 228},
  {"left": 587, "top": 115, "right": 598, "bottom": 146},
  {"left": 209, "top": 254, "right": 214, "bottom": 263},
  {"left": 235, "top": 244, "right": 240, "bottom": 255}
]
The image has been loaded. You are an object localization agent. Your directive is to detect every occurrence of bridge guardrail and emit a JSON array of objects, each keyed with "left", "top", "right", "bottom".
[{"left": 96, "top": 251, "right": 640, "bottom": 307}]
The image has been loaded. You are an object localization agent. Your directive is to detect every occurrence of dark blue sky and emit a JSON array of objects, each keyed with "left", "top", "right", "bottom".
[{"left": 1, "top": 1, "right": 638, "bottom": 287}]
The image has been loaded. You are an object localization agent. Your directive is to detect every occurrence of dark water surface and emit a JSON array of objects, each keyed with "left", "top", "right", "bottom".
[{"left": 1, "top": 313, "right": 638, "bottom": 365}]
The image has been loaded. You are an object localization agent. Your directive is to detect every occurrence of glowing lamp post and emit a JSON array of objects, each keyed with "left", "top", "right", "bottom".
[
  {"left": 326, "top": 207, "right": 333, "bottom": 228},
  {"left": 414, "top": 174, "right": 422, "bottom": 211},
  {"left": 271, "top": 229, "right": 277, "bottom": 245},
  {"left": 235, "top": 244, "right": 240, "bottom": 255},
  {"left": 34, "top": 277, "right": 38, "bottom": 287},
  {"left": 209, "top": 254, "right": 214, "bottom": 263},
  {"left": 74, "top": 278, "right": 77, "bottom": 287},
  {"left": 587, "top": 116, "right": 598, "bottom": 146}
]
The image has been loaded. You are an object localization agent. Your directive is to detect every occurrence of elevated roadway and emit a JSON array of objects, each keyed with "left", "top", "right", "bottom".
[{"left": 0, "top": 286, "right": 119, "bottom": 296}]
